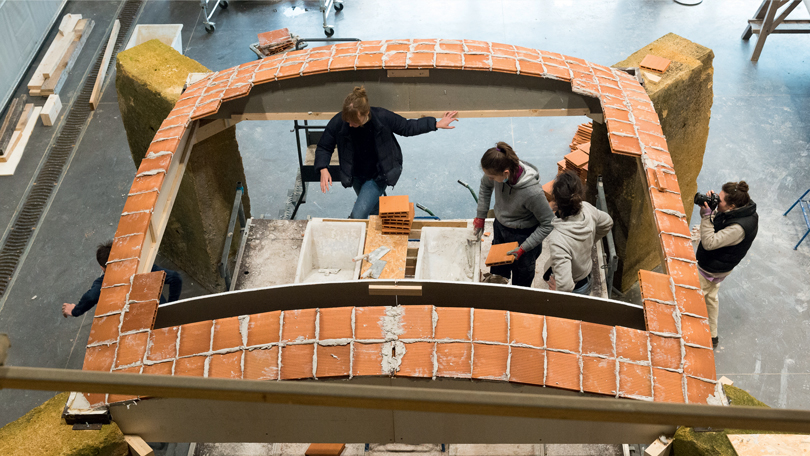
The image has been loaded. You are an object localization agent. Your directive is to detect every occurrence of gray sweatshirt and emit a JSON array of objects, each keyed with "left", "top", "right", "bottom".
[
  {"left": 476, "top": 161, "right": 555, "bottom": 252},
  {"left": 543, "top": 202, "right": 613, "bottom": 292}
]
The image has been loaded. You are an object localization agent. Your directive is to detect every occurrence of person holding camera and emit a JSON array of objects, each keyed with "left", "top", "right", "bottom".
[{"left": 694, "top": 181, "right": 758, "bottom": 349}]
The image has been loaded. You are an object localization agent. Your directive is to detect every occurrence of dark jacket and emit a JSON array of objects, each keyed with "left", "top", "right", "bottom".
[
  {"left": 72, "top": 265, "right": 183, "bottom": 317},
  {"left": 696, "top": 202, "right": 758, "bottom": 273},
  {"left": 314, "top": 107, "right": 437, "bottom": 188}
]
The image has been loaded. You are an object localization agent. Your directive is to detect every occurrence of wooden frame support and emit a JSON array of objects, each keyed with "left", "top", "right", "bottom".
[
  {"left": 89, "top": 19, "right": 120, "bottom": 110},
  {"left": 742, "top": 0, "right": 810, "bottom": 61},
  {"left": 232, "top": 108, "right": 591, "bottom": 122}
]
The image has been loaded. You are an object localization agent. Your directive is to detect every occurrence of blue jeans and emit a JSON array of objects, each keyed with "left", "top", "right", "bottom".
[
  {"left": 350, "top": 178, "right": 387, "bottom": 219},
  {"left": 572, "top": 276, "right": 591, "bottom": 295}
]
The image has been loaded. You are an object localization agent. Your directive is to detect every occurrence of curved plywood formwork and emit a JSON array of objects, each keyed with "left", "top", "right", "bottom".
[{"left": 83, "top": 40, "right": 715, "bottom": 413}]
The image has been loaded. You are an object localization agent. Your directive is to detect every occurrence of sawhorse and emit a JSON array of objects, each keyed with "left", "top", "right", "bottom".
[
  {"left": 784, "top": 188, "right": 810, "bottom": 250},
  {"left": 742, "top": 0, "right": 810, "bottom": 61}
]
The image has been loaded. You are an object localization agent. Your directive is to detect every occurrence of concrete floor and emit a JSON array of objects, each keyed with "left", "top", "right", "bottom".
[{"left": 0, "top": 0, "right": 808, "bottom": 448}]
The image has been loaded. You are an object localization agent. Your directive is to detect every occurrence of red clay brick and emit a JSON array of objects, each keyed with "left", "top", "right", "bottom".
[
  {"left": 619, "top": 362, "right": 652, "bottom": 398},
  {"left": 608, "top": 133, "right": 642, "bottom": 156},
  {"left": 582, "top": 356, "right": 617, "bottom": 396},
  {"left": 354, "top": 307, "right": 387, "bottom": 340},
  {"left": 280, "top": 344, "right": 315, "bottom": 379},
  {"left": 316, "top": 344, "right": 352, "bottom": 378},
  {"left": 509, "top": 312, "right": 543, "bottom": 347},
  {"left": 644, "top": 300, "right": 679, "bottom": 335},
  {"left": 463, "top": 54, "right": 490, "bottom": 71},
  {"left": 83, "top": 343, "right": 117, "bottom": 372},
  {"left": 400, "top": 305, "right": 434, "bottom": 339},
  {"left": 684, "top": 345, "right": 716, "bottom": 380},
  {"left": 473, "top": 309, "right": 508, "bottom": 343},
  {"left": 545, "top": 316, "right": 580, "bottom": 353},
  {"left": 276, "top": 62, "right": 305, "bottom": 80},
  {"left": 108, "top": 365, "right": 141, "bottom": 402},
  {"left": 660, "top": 233, "right": 696, "bottom": 262},
  {"left": 491, "top": 56, "right": 518, "bottom": 73},
  {"left": 654, "top": 211, "right": 691, "bottom": 237},
  {"left": 147, "top": 326, "right": 179, "bottom": 362},
  {"left": 318, "top": 307, "right": 353, "bottom": 340},
  {"left": 436, "top": 342, "right": 472, "bottom": 378},
  {"left": 615, "top": 326, "right": 649, "bottom": 363},
  {"left": 88, "top": 315, "right": 120, "bottom": 345},
  {"left": 243, "top": 346, "right": 279, "bottom": 380},
  {"left": 143, "top": 361, "right": 173, "bottom": 376},
  {"left": 115, "top": 332, "right": 148, "bottom": 368},
  {"left": 95, "top": 285, "right": 129, "bottom": 315},
  {"left": 650, "top": 334, "right": 682, "bottom": 370},
  {"left": 397, "top": 342, "right": 434, "bottom": 378},
  {"left": 302, "top": 58, "right": 331, "bottom": 75},
  {"left": 681, "top": 315, "right": 713, "bottom": 349},
  {"left": 114, "top": 212, "right": 151, "bottom": 238},
  {"left": 121, "top": 300, "right": 158, "bottom": 333},
  {"left": 408, "top": 52, "right": 435, "bottom": 68},
  {"left": 129, "top": 173, "right": 165, "bottom": 195},
  {"left": 208, "top": 351, "right": 243, "bottom": 379},
  {"left": 675, "top": 286, "right": 708, "bottom": 318},
  {"left": 382, "top": 52, "right": 408, "bottom": 69},
  {"left": 508, "top": 346, "right": 545, "bottom": 386},
  {"left": 580, "top": 322, "right": 614, "bottom": 357},
  {"left": 471, "top": 343, "right": 508, "bottom": 380},
  {"left": 247, "top": 310, "right": 281, "bottom": 346},
  {"left": 175, "top": 356, "right": 206, "bottom": 377},
  {"left": 544, "top": 64, "right": 571, "bottom": 81},
  {"left": 129, "top": 271, "right": 165, "bottom": 302},
  {"left": 212, "top": 316, "right": 243, "bottom": 351},
  {"left": 122, "top": 191, "right": 159, "bottom": 214},
  {"left": 178, "top": 320, "right": 213, "bottom": 357},
  {"left": 102, "top": 258, "right": 139, "bottom": 288},
  {"left": 545, "top": 351, "right": 580, "bottom": 391},
  {"left": 665, "top": 258, "right": 701, "bottom": 289},
  {"left": 434, "top": 307, "right": 471, "bottom": 340},
  {"left": 686, "top": 376, "right": 717, "bottom": 404},
  {"left": 653, "top": 368, "right": 685, "bottom": 403},
  {"left": 650, "top": 189, "right": 686, "bottom": 215},
  {"left": 435, "top": 53, "right": 463, "bottom": 69},
  {"left": 281, "top": 308, "right": 317, "bottom": 342},
  {"left": 353, "top": 342, "right": 385, "bottom": 376}
]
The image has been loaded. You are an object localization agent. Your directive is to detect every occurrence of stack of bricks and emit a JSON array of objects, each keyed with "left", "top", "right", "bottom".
[
  {"left": 256, "top": 28, "right": 294, "bottom": 57},
  {"left": 544, "top": 122, "right": 594, "bottom": 200},
  {"left": 379, "top": 195, "right": 414, "bottom": 235},
  {"left": 80, "top": 39, "right": 719, "bottom": 409},
  {"left": 570, "top": 122, "right": 593, "bottom": 152}
]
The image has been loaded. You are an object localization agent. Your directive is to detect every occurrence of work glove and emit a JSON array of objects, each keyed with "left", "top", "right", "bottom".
[
  {"left": 506, "top": 246, "right": 525, "bottom": 261},
  {"left": 473, "top": 218, "right": 485, "bottom": 238}
]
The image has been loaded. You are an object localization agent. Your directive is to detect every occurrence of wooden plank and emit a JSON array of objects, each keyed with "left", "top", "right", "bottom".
[
  {"left": 41, "top": 31, "right": 76, "bottom": 79},
  {"left": 232, "top": 108, "right": 592, "bottom": 122},
  {"left": 124, "top": 435, "right": 155, "bottom": 456},
  {"left": 644, "top": 438, "right": 671, "bottom": 456},
  {"left": 58, "top": 13, "right": 81, "bottom": 35},
  {"left": 368, "top": 284, "right": 423, "bottom": 296},
  {"left": 89, "top": 19, "right": 120, "bottom": 110},
  {"left": 41, "top": 19, "right": 94, "bottom": 96},
  {"left": 360, "top": 215, "right": 408, "bottom": 279},
  {"left": 195, "top": 117, "right": 241, "bottom": 143},
  {"left": 387, "top": 69, "right": 429, "bottom": 78},
  {"left": 0, "top": 107, "right": 42, "bottom": 175},
  {"left": 412, "top": 220, "right": 468, "bottom": 229},
  {"left": 15, "top": 104, "right": 34, "bottom": 131},
  {"left": 728, "top": 434, "right": 810, "bottom": 455},
  {"left": 0, "top": 97, "right": 21, "bottom": 156},
  {"left": 0, "top": 102, "right": 31, "bottom": 161},
  {"left": 40, "top": 95, "right": 62, "bottom": 126}
]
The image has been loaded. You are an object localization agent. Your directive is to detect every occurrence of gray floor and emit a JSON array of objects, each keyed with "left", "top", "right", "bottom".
[{"left": 0, "top": 0, "right": 808, "bottom": 443}]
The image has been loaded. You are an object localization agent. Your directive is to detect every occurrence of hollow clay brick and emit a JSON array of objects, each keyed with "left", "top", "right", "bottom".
[
  {"left": 143, "top": 361, "right": 173, "bottom": 376},
  {"left": 385, "top": 43, "right": 410, "bottom": 52},
  {"left": 463, "top": 54, "right": 490, "bottom": 71},
  {"left": 660, "top": 233, "right": 695, "bottom": 262},
  {"left": 545, "top": 351, "right": 580, "bottom": 391},
  {"left": 276, "top": 62, "right": 305, "bottom": 80},
  {"left": 412, "top": 43, "right": 435, "bottom": 53},
  {"left": 247, "top": 310, "right": 281, "bottom": 346},
  {"left": 115, "top": 332, "right": 148, "bottom": 368},
  {"left": 212, "top": 316, "right": 243, "bottom": 351},
  {"left": 582, "top": 356, "right": 617, "bottom": 396},
  {"left": 318, "top": 307, "right": 353, "bottom": 340},
  {"left": 243, "top": 346, "right": 279, "bottom": 380},
  {"left": 382, "top": 52, "right": 408, "bottom": 69},
  {"left": 686, "top": 376, "right": 716, "bottom": 404},
  {"left": 653, "top": 210, "right": 691, "bottom": 238},
  {"left": 95, "top": 285, "right": 129, "bottom": 315},
  {"left": 302, "top": 58, "right": 330, "bottom": 76},
  {"left": 580, "top": 322, "right": 614, "bottom": 357},
  {"left": 485, "top": 242, "right": 519, "bottom": 267},
  {"left": 518, "top": 60, "right": 544, "bottom": 77},
  {"left": 280, "top": 344, "right": 315, "bottom": 380},
  {"left": 147, "top": 326, "right": 179, "bottom": 362},
  {"left": 653, "top": 368, "right": 684, "bottom": 403},
  {"left": 638, "top": 270, "right": 675, "bottom": 303},
  {"left": 123, "top": 191, "right": 159, "bottom": 215},
  {"left": 329, "top": 54, "right": 357, "bottom": 72},
  {"left": 102, "top": 258, "right": 139, "bottom": 288},
  {"left": 114, "top": 212, "right": 152, "bottom": 238},
  {"left": 397, "top": 342, "right": 435, "bottom": 378},
  {"left": 129, "top": 173, "right": 165, "bottom": 195},
  {"left": 544, "top": 64, "right": 571, "bottom": 82},
  {"left": 178, "top": 320, "right": 213, "bottom": 357},
  {"left": 615, "top": 326, "right": 649, "bottom": 363},
  {"left": 542, "top": 56, "right": 566, "bottom": 68},
  {"left": 631, "top": 107, "right": 661, "bottom": 125},
  {"left": 83, "top": 343, "right": 117, "bottom": 372},
  {"left": 509, "top": 312, "right": 543, "bottom": 347},
  {"left": 605, "top": 119, "right": 636, "bottom": 136},
  {"left": 545, "top": 316, "right": 580, "bottom": 353},
  {"left": 463, "top": 40, "right": 489, "bottom": 53},
  {"left": 129, "top": 271, "right": 165, "bottom": 302},
  {"left": 472, "top": 343, "right": 508, "bottom": 381},
  {"left": 472, "top": 309, "right": 508, "bottom": 343},
  {"left": 253, "top": 68, "right": 279, "bottom": 84},
  {"left": 644, "top": 300, "right": 679, "bottom": 335},
  {"left": 353, "top": 342, "right": 385, "bottom": 376},
  {"left": 282, "top": 308, "right": 317, "bottom": 342},
  {"left": 379, "top": 195, "right": 409, "bottom": 215},
  {"left": 675, "top": 286, "right": 708, "bottom": 318},
  {"left": 514, "top": 46, "right": 539, "bottom": 59},
  {"left": 108, "top": 365, "right": 142, "bottom": 402},
  {"left": 84, "top": 393, "right": 108, "bottom": 409},
  {"left": 635, "top": 118, "right": 665, "bottom": 136},
  {"left": 682, "top": 315, "right": 712, "bottom": 349},
  {"left": 175, "top": 356, "right": 206, "bottom": 377},
  {"left": 209, "top": 351, "right": 243, "bottom": 379},
  {"left": 434, "top": 307, "right": 471, "bottom": 340},
  {"left": 650, "top": 334, "right": 682, "bottom": 371},
  {"left": 600, "top": 94, "right": 626, "bottom": 109},
  {"left": 354, "top": 307, "right": 387, "bottom": 340},
  {"left": 223, "top": 84, "right": 251, "bottom": 101},
  {"left": 639, "top": 54, "right": 671, "bottom": 73},
  {"left": 399, "top": 305, "right": 433, "bottom": 339},
  {"left": 650, "top": 189, "right": 686, "bottom": 216},
  {"left": 619, "top": 362, "right": 652, "bottom": 398},
  {"left": 190, "top": 100, "right": 221, "bottom": 120},
  {"left": 508, "top": 346, "right": 545, "bottom": 386},
  {"left": 665, "top": 259, "right": 701, "bottom": 289},
  {"left": 490, "top": 56, "right": 518, "bottom": 74},
  {"left": 109, "top": 234, "right": 146, "bottom": 263},
  {"left": 644, "top": 147, "right": 674, "bottom": 169},
  {"left": 435, "top": 53, "right": 463, "bottom": 69},
  {"left": 684, "top": 345, "right": 716, "bottom": 380},
  {"left": 436, "top": 342, "right": 472, "bottom": 378},
  {"left": 638, "top": 131, "right": 669, "bottom": 152},
  {"left": 599, "top": 84, "right": 626, "bottom": 99},
  {"left": 603, "top": 107, "right": 631, "bottom": 124},
  {"left": 316, "top": 344, "right": 352, "bottom": 378},
  {"left": 88, "top": 315, "right": 121, "bottom": 345},
  {"left": 121, "top": 300, "right": 158, "bottom": 333}
]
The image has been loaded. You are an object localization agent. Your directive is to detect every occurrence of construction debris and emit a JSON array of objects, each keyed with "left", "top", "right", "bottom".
[{"left": 27, "top": 16, "right": 94, "bottom": 97}]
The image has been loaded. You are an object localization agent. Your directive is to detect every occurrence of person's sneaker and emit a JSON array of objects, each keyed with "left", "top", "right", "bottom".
[{"left": 712, "top": 337, "right": 719, "bottom": 349}]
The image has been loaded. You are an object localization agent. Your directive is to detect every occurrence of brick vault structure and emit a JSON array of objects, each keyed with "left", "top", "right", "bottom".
[{"left": 81, "top": 40, "right": 716, "bottom": 414}]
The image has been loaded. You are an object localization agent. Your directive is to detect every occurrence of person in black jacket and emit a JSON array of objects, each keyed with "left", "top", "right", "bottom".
[
  {"left": 315, "top": 86, "right": 458, "bottom": 218},
  {"left": 61, "top": 241, "right": 183, "bottom": 318},
  {"left": 694, "top": 181, "right": 757, "bottom": 349}
]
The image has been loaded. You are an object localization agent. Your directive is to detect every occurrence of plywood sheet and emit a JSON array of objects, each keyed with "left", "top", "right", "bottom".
[
  {"left": 728, "top": 434, "right": 810, "bottom": 455},
  {"left": 361, "top": 216, "right": 408, "bottom": 279}
]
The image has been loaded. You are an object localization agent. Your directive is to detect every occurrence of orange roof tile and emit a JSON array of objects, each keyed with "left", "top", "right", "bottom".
[
  {"left": 508, "top": 347, "right": 545, "bottom": 386},
  {"left": 243, "top": 346, "right": 279, "bottom": 380},
  {"left": 316, "top": 344, "right": 352, "bottom": 378},
  {"left": 471, "top": 343, "right": 508, "bottom": 381},
  {"left": 436, "top": 342, "right": 472, "bottom": 378}
]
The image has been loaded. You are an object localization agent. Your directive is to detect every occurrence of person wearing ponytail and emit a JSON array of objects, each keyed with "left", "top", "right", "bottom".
[
  {"left": 473, "top": 142, "right": 555, "bottom": 287},
  {"left": 695, "top": 181, "right": 758, "bottom": 349},
  {"left": 314, "top": 86, "right": 458, "bottom": 218},
  {"left": 541, "top": 171, "right": 613, "bottom": 295}
]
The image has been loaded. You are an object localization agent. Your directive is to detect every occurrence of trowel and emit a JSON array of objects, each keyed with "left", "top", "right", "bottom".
[
  {"left": 361, "top": 260, "right": 387, "bottom": 279},
  {"left": 353, "top": 246, "right": 391, "bottom": 263}
]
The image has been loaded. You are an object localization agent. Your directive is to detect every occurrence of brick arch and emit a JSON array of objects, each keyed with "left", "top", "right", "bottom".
[{"left": 84, "top": 40, "right": 715, "bottom": 408}]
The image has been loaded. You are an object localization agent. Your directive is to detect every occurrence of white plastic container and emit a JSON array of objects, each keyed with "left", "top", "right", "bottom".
[
  {"left": 415, "top": 227, "right": 481, "bottom": 282},
  {"left": 294, "top": 221, "right": 366, "bottom": 283},
  {"left": 125, "top": 24, "right": 184, "bottom": 54}
]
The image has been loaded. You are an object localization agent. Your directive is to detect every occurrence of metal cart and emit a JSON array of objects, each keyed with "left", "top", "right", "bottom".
[
  {"left": 319, "top": 0, "right": 344, "bottom": 37},
  {"left": 202, "top": 0, "right": 229, "bottom": 33}
]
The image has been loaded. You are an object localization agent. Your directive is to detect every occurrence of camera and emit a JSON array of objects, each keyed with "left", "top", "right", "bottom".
[{"left": 694, "top": 191, "right": 720, "bottom": 210}]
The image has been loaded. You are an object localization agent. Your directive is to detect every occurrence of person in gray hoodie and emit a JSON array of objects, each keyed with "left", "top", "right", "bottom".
[
  {"left": 543, "top": 171, "right": 613, "bottom": 295},
  {"left": 473, "top": 142, "right": 555, "bottom": 287}
]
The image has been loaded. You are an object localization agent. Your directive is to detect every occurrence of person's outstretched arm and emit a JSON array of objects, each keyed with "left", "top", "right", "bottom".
[
  {"left": 66, "top": 276, "right": 104, "bottom": 317},
  {"left": 388, "top": 109, "right": 457, "bottom": 136}
]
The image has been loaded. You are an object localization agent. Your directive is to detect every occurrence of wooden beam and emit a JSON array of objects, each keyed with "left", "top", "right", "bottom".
[
  {"left": 368, "top": 284, "right": 423, "bottom": 296},
  {"left": 58, "top": 14, "right": 81, "bottom": 36},
  {"left": 41, "top": 31, "right": 76, "bottom": 80},
  {"left": 40, "top": 95, "right": 62, "bottom": 127},
  {"left": 89, "top": 20, "right": 120, "bottom": 110},
  {"left": 41, "top": 19, "right": 94, "bottom": 96},
  {"left": 0, "top": 107, "right": 42, "bottom": 175},
  {"left": 0, "top": 97, "right": 22, "bottom": 156},
  {"left": 124, "top": 435, "right": 155, "bottom": 456},
  {"left": 0, "top": 104, "right": 35, "bottom": 162},
  {"left": 195, "top": 118, "right": 241, "bottom": 144},
  {"left": 232, "top": 108, "right": 592, "bottom": 122}
]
